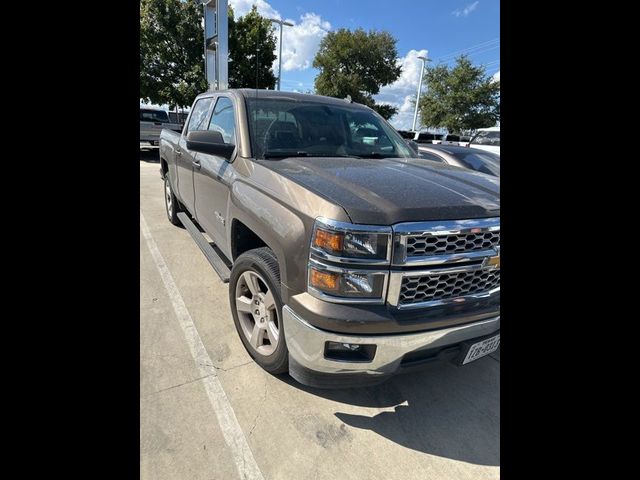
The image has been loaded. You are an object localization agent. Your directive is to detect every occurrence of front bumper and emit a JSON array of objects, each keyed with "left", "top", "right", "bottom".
[{"left": 283, "top": 305, "right": 500, "bottom": 388}]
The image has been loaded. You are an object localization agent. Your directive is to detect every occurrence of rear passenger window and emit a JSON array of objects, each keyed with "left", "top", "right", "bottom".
[
  {"left": 208, "top": 97, "right": 236, "bottom": 145},
  {"left": 186, "top": 98, "right": 213, "bottom": 133}
]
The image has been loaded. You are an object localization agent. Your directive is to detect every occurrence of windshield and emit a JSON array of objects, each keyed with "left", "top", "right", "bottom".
[
  {"left": 470, "top": 130, "right": 500, "bottom": 146},
  {"left": 140, "top": 109, "right": 169, "bottom": 123},
  {"left": 245, "top": 97, "right": 414, "bottom": 159}
]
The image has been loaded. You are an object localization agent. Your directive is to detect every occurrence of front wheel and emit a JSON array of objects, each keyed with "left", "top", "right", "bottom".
[{"left": 229, "top": 247, "right": 288, "bottom": 374}]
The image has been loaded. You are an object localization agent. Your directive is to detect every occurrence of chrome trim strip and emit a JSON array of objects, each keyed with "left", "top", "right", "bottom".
[
  {"left": 307, "top": 258, "right": 389, "bottom": 305},
  {"left": 393, "top": 217, "right": 500, "bottom": 235},
  {"left": 398, "top": 248, "right": 499, "bottom": 266},
  {"left": 310, "top": 247, "right": 391, "bottom": 266}
]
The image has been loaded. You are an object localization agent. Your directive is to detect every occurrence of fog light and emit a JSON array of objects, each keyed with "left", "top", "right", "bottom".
[{"left": 324, "top": 342, "right": 377, "bottom": 362}]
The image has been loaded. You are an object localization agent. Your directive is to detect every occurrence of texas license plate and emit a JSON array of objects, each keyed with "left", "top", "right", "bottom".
[{"left": 461, "top": 334, "right": 500, "bottom": 365}]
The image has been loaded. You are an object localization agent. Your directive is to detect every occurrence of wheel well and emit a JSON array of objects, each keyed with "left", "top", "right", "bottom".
[
  {"left": 160, "top": 158, "right": 168, "bottom": 177},
  {"left": 231, "top": 220, "right": 267, "bottom": 260}
]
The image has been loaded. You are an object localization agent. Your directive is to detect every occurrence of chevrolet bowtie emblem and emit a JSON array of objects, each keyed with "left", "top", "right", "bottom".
[{"left": 485, "top": 254, "right": 501, "bottom": 268}]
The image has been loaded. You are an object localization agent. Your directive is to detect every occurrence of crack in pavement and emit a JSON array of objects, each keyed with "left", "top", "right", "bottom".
[
  {"left": 198, "top": 360, "right": 254, "bottom": 372},
  {"left": 248, "top": 377, "right": 268, "bottom": 437},
  {"left": 142, "top": 373, "right": 216, "bottom": 398}
]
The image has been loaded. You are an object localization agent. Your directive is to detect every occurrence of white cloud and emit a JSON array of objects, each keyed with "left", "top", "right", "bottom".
[
  {"left": 279, "top": 13, "right": 331, "bottom": 71},
  {"left": 452, "top": 1, "right": 480, "bottom": 17},
  {"left": 492, "top": 70, "right": 500, "bottom": 82},
  {"left": 229, "top": 0, "right": 281, "bottom": 20},
  {"left": 374, "top": 49, "right": 428, "bottom": 130},
  {"left": 229, "top": 1, "right": 330, "bottom": 72}
]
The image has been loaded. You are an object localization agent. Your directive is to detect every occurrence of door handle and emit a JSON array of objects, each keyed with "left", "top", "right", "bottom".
[
  {"left": 176, "top": 150, "right": 182, "bottom": 156},
  {"left": 192, "top": 160, "right": 201, "bottom": 169}
]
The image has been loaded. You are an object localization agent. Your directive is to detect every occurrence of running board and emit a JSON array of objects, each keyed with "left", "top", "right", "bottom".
[{"left": 177, "top": 212, "right": 230, "bottom": 283}]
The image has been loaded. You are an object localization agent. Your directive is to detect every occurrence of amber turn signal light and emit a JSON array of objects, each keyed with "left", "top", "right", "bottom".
[
  {"left": 313, "top": 228, "right": 343, "bottom": 253},
  {"left": 309, "top": 268, "right": 339, "bottom": 293}
]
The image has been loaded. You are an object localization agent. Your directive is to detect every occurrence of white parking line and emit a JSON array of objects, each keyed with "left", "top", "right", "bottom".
[{"left": 140, "top": 211, "right": 264, "bottom": 480}]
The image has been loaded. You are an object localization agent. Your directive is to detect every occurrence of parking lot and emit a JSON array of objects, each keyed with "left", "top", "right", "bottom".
[{"left": 140, "top": 146, "right": 500, "bottom": 480}]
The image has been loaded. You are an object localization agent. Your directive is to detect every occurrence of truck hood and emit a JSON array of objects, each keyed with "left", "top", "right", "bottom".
[{"left": 256, "top": 157, "right": 500, "bottom": 224}]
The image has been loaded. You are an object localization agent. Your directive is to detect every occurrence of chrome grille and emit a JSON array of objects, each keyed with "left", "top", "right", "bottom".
[
  {"left": 398, "top": 267, "right": 500, "bottom": 306},
  {"left": 406, "top": 231, "right": 500, "bottom": 257}
]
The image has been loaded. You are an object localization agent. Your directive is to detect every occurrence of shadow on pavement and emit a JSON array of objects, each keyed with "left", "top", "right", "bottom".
[
  {"left": 276, "top": 356, "right": 500, "bottom": 466},
  {"left": 140, "top": 147, "right": 160, "bottom": 163}
]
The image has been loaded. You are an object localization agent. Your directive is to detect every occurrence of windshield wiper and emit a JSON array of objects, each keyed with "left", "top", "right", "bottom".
[
  {"left": 356, "top": 153, "right": 399, "bottom": 159},
  {"left": 262, "top": 151, "right": 309, "bottom": 159}
]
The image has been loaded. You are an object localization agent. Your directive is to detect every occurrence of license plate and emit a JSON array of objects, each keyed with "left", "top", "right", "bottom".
[{"left": 461, "top": 334, "right": 500, "bottom": 365}]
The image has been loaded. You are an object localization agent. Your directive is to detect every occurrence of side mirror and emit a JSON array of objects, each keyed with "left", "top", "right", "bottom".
[{"left": 186, "top": 130, "right": 235, "bottom": 160}]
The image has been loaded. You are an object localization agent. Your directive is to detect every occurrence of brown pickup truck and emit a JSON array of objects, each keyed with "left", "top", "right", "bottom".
[{"left": 159, "top": 89, "right": 500, "bottom": 388}]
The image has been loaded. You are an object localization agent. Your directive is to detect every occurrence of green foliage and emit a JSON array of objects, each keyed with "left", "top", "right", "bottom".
[
  {"left": 313, "top": 28, "right": 402, "bottom": 119},
  {"left": 140, "top": 1, "right": 277, "bottom": 109},
  {"left": 228, "top": 6, "right": 277, "bottom": 89},
  {"left": 418, "top": 55, "right": 500, "bottom": 133},
  {"left": 140, "top": 0, "right": 207, "bottom": 109}
]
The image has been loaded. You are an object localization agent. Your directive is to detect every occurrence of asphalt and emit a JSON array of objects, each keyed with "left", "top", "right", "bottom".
[{"left": 139, "top": 145, "right": 500, "bottom": 480}]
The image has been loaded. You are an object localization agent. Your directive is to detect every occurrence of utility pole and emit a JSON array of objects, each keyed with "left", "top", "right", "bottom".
[
  {"left": 267, "top": 18, "right": 293, "bottom": 90},
  {"left": 412, "top": 54, "right": 431, "bottom": 132},
  {"left": 199, "top": 0, "right": 228, "bottom": 90}
]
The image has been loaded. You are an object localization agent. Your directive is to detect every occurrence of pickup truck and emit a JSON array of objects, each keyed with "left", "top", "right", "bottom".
[
  {"left": 140, "top": 107, "right": 182, "bottom": 146},
  {"left": 159, "top": 89, "right": 500, "bottom": 388}
]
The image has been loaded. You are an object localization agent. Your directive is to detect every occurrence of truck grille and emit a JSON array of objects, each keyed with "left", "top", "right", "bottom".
[
  {"left": 406, "top": 231, "right": 500, "bottom": 257},
  {"left": 398, "top": 267, "right": 500, "bottom": 306}
]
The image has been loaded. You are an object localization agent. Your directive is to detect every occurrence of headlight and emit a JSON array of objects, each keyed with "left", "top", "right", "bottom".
[
  {"left": 308, "top": 260, "right": 387, "bottom": 302},
  {"left": 311, "top": 217, "right": 391, "bottom": 263},
  {"left": 307, "top": 218, "right": 391, "bottom": 304}
]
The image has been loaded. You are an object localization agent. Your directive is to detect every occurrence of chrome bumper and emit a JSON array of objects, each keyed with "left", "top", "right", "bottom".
[{"left": 283, "top": 305, "right": 500, "bottom": 377}]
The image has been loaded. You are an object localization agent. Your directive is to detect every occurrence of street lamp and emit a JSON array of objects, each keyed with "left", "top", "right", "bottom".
[
  {"left": 267, "top": 18, "right": 294, "bottom": 90},
  {"left": 412, "top": 54, "right": 431, "bottom": 132}
]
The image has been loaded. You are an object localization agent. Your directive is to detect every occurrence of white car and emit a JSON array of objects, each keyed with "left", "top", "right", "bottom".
[
  {"left": 140, "top": 107, "right": 182, "bottom": 146},
  {"left": 468, "top": 127, "right": 500, "bottom": 155}
]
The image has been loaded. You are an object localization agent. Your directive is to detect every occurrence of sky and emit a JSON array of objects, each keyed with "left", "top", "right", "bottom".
[{"left": 144, "top": 0, "right": 500, "bottom": 131}]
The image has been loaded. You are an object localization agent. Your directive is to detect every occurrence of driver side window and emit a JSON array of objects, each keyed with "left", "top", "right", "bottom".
[
  {"left": 208, "top": 97, "right": 236, "bottom": 145},
  {"left": 186, "top": 98, "right": 213, "bottom": 134}
]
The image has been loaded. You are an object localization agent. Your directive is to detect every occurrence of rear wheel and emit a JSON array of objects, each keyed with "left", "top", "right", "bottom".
[
  {"left": 164, "top": 174, "right": 183, "bottom": 226},
  {"left": 229, "top": 247, "right": 288, "bottom": 374}
]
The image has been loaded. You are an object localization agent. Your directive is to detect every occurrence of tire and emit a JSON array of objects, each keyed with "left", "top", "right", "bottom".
[
  {"left": 164, "top": 174, "right": 183, "bottom": 226},
  {"left": 229, "top": 247, "right": 288, "bottom": 374}
]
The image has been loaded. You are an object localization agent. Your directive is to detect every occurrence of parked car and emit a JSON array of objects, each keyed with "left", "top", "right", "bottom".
[
  {"left": 168, "top": 111, "right": 190, "bottom": 126},
  {"left": 413, "top": 131, "right": 444, "bottom": 144},
  {"left": 140, "top": 107, "right": 182, "bottom": 146},
  {"left": 417, "top": 144, "right": 500, "bottom": 177},
  {"left": 396, "top": 130, "right": 417, "bottom": 139},
  {"left": 458, "top": 135, "right": 472, "bottom": 147},
  {"left": 160, "top": 89, "right": 500, "bottom": 388},
  {"left": 468, "top": 127, "right": 500, "bottom": 154}
]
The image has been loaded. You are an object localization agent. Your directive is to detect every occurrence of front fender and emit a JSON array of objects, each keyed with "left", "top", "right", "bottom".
[{"left": 228, "top": 182, "right": 309, "bottom": 302}]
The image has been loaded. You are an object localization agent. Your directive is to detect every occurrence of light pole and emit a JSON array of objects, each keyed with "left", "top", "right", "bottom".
[
  {"left": 267, "top": 18, "right": 294, "bottom": 90},
  {"left": 412, "top": 54, "right": 431, "bottom": 132}
]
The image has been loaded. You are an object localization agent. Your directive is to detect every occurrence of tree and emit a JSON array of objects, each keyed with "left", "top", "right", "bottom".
[
  {"left": 313, "top": 28, "right": 402, "bottom": 119},
  {"left": 417, "top": 55, "right": 500, "bottom": 133},
  {"left": 228, "top": 5, "right": 277, "bottom": 89},
  {"left": 140, "top": 1, "right": 277, "bottom": 111},
  {"left": 140, "top": 0, "right": 207, "bottom": 110}
]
